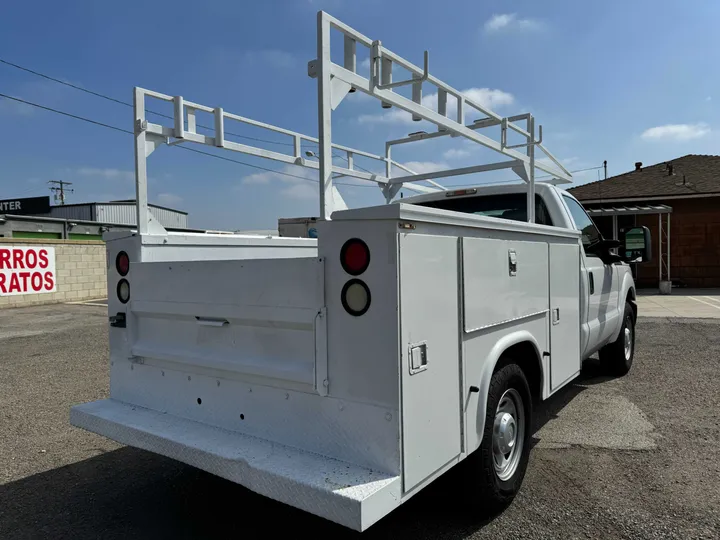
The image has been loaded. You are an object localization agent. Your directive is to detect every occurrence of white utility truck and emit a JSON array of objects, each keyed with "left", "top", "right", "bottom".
[{"left": 70, "top": 12, "right": 652, "bottom": 532}]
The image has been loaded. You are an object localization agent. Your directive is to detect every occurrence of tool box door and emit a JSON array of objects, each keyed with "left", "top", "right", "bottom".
[{"left": 399, "top": 233, "right": 462, "bottom": 492}]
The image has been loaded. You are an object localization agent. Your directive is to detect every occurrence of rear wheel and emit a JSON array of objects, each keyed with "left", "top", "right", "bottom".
[
  {"left": 599, "top": 301, "right": 635, "bottom": 376},
  {"left": 462, "top": 362, "right": 533, "bottom": 511}
]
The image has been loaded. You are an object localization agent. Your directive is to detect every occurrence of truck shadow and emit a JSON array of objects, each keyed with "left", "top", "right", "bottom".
[
  {"left": 0, "top": 362, "right": 614, "bottom": 540},
  {"left": 0, "top": 446, "right": 491, "bottom": 539}
]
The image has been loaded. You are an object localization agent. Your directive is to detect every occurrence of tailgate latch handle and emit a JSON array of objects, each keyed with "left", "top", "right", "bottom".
[{"left": 195, "top": 316, "right": 229, "bottom": 327}]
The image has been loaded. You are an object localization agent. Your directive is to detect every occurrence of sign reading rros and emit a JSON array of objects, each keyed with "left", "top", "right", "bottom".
[{"left": 0, "top": 247, "right": 56, "bottom": 296}]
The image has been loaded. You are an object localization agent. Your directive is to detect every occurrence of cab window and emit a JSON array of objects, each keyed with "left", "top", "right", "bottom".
[
  {"left": 416, "top": 193, "right": 554, "bottom": 226},
  {"left": 562, "top": 195, "right": 601, "bottom": 253}
]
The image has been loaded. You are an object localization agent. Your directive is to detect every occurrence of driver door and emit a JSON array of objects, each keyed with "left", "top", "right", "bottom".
[{"left": 562, "top": 195, "right": 619, "bottom": 358}]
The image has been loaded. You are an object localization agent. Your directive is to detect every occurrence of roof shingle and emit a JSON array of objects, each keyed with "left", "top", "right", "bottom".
[{"left": 567, "top": 154, "right": 720, "bottom": 201}]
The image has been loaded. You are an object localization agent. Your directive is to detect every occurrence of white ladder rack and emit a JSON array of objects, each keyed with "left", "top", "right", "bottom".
[{"left": 131, "top": 11, "right": 573, "bottom": 234}]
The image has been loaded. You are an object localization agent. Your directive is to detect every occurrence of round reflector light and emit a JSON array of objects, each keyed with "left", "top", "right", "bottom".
[
  {"left": 341, "top": 279, "right": 371, "bottom": 316},
  {"left": 340, "top": 239, "right": 370, "bottom": 275},
  {"left": 117, "top": 279, "right": 130, "bottom": 304},
  {"left": 116, "top": 251, "right": 130, "bottom": 276}
]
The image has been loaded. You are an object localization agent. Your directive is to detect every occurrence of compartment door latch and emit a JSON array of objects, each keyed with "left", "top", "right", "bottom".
[
  {"left": 508, "top": 249, "right": 518, "bottom": 276},
  {"left": 409, "top": 342, "right": 428, "bottom": 375}
]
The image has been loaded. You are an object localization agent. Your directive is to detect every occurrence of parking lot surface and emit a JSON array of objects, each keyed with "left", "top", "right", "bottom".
[
  {"left": 638, "top": 289, "right": 720, "bottom": 318},
  {"left": 1, "top": 304, "right": 719, "bottom": 539}
]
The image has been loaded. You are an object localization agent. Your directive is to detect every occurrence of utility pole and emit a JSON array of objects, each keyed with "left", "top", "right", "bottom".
[{"left": 48, "top": 180, "right": 74, "bottom": 205}]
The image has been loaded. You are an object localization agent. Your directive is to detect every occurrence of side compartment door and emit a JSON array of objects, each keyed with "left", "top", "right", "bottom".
[
  {"left": 549, "top": 243, "right": 582, "bottom": 391},
  {"left": 399, "top": 233, "right": 461, "bottom": 493}
]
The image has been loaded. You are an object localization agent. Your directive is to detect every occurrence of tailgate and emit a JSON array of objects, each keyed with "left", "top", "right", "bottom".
[{"left": 126, "top": 257, "right": 327, "bottom": 394}]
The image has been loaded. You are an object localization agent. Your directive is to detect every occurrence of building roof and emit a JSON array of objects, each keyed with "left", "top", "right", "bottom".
[
  {"left": 568, "top": 154, "right": 720, "bottom": 202},
  {"left": 46, "top": 200, "right": 188, "bottom": 215}
]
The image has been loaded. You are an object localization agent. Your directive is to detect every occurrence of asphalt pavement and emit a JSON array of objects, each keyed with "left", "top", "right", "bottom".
[{"left": 0, "top": 304, "right": 718, "bottom": 539}]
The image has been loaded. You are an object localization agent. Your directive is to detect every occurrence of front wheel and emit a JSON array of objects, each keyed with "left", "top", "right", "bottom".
[
  {"left": 462, "top": 362, "right": 533, "bottom": 511},
  {"left": 599, "top": 301, "right": 635, "bottom": 376}
]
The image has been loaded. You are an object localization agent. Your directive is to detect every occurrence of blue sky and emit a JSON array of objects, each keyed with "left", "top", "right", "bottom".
[{"left": 1, "top": 0, "right": 719, "bottom": 230}]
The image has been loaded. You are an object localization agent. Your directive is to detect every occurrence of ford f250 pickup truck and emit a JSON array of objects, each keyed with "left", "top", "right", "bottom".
[{"left": 69, "top": 11, "right": 652, "bottom": 532}]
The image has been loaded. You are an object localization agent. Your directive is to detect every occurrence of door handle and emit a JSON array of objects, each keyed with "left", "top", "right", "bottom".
[
  {"left": 589, "top": 272, "right": 595, "bottom": 295},
  {"left": 195, "top": 316, "right": 229, "bottom": 327}
]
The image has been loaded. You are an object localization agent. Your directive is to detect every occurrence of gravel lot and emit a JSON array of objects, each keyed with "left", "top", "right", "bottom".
[{"left": 0, "top": 304, "right": 718, "bottom": 539}]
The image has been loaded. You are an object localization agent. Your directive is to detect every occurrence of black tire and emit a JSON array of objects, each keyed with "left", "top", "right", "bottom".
[
  {"left": 462, "top": 362, "right": 533, "bottom": 512},
  {"left": 599, "top": 301, "right": 635, "bottom": 376}
]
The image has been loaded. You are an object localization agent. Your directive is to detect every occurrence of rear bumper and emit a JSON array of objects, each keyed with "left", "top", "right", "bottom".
[{"left": 70, "top": 399, "right": 400, "bottom": 531}]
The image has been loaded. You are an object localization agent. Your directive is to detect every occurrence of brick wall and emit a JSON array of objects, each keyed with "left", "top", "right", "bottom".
[
  {"left": 635, "top": 198, "right": 720, "bottom": 288},
  {"left": 0, "top": 239, "right": 107, "bottom": 309}
]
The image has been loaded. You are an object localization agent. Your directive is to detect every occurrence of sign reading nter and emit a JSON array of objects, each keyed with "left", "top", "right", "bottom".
[
  {"left": 0, "top": 247, "right": 56, "bottom": 296},
  {"left": 0, "top": 196, "right": 51, "bottom": 215}
]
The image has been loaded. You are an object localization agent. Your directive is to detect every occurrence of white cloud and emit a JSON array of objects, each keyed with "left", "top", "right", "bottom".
[
  {"left": 240, "top": 165, "right": 321, "bottom": 200},
  {"left": 641, "top": 123, "right": 710, "bottom": 141},
  {"left": 156, "top": 193, "right": 183, "bottom": 207},
  {"left": 484, "top": 13, "right": 544, "bottom": 33},
  {"left": 443, "top": 148, "right": 471, "bottom": 160},
  {"left": 360, "top": 58, "right": 371, "bottom": 70},
  {"left": 242, "top": 170, "right": 277, "bottom": 185},
  {"left": 243, "top": 50, "right": 295, "bottom": 69},
  {"left": 281, "top": 183, "right": 317, "bottom": 200},
  {"left": 537, "top": 156, "right": 579, "bottom": 168},
  {"left": 403, "top": 161, "right": 449, "bottom": 174},
  {"left": 706, "top": 96, "right": 712, "bottom": 102},
  {"left": 358, "top": 87, "right": 514, "bottom": 125},
  {"left": 76, "top": 167, "right": 134, "bottom": 181}
]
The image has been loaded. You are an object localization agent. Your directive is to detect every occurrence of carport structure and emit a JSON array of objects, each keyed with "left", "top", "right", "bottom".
[{"left": 585, "top": 203, "right": 672, "bottom": 291}]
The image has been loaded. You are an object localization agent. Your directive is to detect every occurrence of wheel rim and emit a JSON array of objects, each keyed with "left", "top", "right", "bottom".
[
  {"left": 492, "top": 388, "right": 525, "bottom": 481},
  {"left": 624, "top": 316, "right": 633, "bottom": 361}
]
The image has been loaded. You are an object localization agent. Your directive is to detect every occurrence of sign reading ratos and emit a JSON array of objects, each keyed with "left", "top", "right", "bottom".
[{"left": 0, "top": 247, "right": 56, "bottom": 296}]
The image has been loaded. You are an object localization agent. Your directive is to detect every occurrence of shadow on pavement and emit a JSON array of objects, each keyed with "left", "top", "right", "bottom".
[
  {"left": 0, "top": 446, "right": 498, "bottom": 540},
  {"left": 0, "top": 360, "right": 618, "bottom": 540}
]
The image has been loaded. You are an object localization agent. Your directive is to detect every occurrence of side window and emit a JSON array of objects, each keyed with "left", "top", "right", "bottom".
[
  {"left": 535, "top": 198, "right": 553, "bottom": 227},
  {"left": 562, "top": 195, "right": 601, "bottom": 254}
]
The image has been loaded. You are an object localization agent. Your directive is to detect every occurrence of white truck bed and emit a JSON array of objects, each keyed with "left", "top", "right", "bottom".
[{"left": 72, "top": 202, "right": 581, "bottom": 531}]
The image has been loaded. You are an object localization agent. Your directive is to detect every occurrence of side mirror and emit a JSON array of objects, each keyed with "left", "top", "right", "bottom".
[{"left": 622, "top": 226, "right": 652, "bottom": 263}]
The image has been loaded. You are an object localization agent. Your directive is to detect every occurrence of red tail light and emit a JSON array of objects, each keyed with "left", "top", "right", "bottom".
[
  {"left": 116, "top": 251, "right": 130, "bottom": 276},
  {"left": 340, "top": 239, "right": 370, "bottom": 276}
]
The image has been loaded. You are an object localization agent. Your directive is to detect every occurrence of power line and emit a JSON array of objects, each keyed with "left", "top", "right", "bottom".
[
  {"left": 0, "top": 57, "right": 379, "bottom": 176},
  {"left": 0, "top": 92, "right": 375, "bottom": 189},
  {"left": 0, "top": 93, "right": 133, "bottom": 134},
  {"left": 0, "top": 57, "right": 291, "bottom": 147}
]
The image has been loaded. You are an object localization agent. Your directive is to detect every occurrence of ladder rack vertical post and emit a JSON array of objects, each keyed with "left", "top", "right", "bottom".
[
  {"left": 658, "top": 214, "right": 662, "bottom": 284},
  {"left": 527, "top": 115, "right": 536, "bottom": 224},
  {"left": 667, "top": 212, "right": 671, "bottom": 283},
  {"left": 133, "top": 88, "right": 149, "bottom": 235},
  {"left": 316, "top": 12, "right": 334, "bottom": 220}
]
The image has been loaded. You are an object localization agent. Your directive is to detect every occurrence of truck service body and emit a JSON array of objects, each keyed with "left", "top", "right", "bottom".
[{"left": 70, "top": 12, "right": 651, "bottom": 532}]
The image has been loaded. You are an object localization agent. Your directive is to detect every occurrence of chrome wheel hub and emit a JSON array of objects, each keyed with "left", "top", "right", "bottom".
[
  {"left": 492, "top": 388, "right": 525, "bottom": 481},
  {"left": 494, "top": 412, "right": 516, "bottom": 455},
  {"left": 624, "top": 319, "right": 633, "bottom": 361}
]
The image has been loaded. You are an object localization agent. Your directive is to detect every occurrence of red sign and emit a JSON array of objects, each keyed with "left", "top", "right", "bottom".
[{"left": 0, "top": 246, "right": 56, "bottom": 296}]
